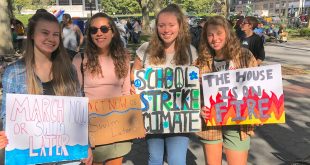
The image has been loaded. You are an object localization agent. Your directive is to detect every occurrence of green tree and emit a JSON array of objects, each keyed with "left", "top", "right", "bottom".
[
  {"left": 101, "top": 0, "right": 140, "bottom": 15},
  {"left": 152, "top": 0, "right": 161, "bottom": 16},
  {"left": 14, "top": 0, "right": 31, "bottom": 14},
  {"left": 30, "top": 0, "right": 55, "bottom": 10},
  {"left": 136, "top": 0, "right": 152, "bottom": 34},
  {"left": 183, "top": 0, "right": 216, "bottom": 14}
]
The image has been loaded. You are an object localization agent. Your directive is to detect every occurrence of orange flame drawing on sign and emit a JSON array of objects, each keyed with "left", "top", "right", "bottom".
[{"left": 205, "top": 88, "right": 285, "bottom": 126}]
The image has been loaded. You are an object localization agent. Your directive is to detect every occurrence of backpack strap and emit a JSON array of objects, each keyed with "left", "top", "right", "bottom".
[
  {"left": 142, "top": 46, "right": 148, "bottom": 68},
  {"left": 80, "top": 53, "right": 85, "bottom": 97},
  {"left": 188, "top": 45, "right": 193, "bottom": 64}
]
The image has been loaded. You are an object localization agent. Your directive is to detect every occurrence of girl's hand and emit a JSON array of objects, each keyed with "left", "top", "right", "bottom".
[
  {"left": 200, "top": 106, "right": 211, "bottom": 120},
  {"left": 81, "top": 147, "right": 93, "bottom": 165},
  {"left": 0, "top": 131, "right": 8, "bottom": 149}
]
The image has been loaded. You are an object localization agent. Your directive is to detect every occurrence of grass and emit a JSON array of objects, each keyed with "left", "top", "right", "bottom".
[
  {"left": 15, "top": 14, "right": 33, "bottom": 27},
  {"left": 286, "top": 28, "right": 310, "bottom": 40}
]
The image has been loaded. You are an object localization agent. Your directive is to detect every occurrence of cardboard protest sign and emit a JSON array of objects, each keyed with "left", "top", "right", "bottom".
[
  {"left": 134, "top": 66, "right": 201, "bottom": 133},
  {"left": 201, "top": 64, "right": 285, "bottom": 126},
  {"left": 5, "top": 94, "right": 89, "bottom": 165},
  {"left": 88, "top": 94, "right": 145, "bottom": 146}
]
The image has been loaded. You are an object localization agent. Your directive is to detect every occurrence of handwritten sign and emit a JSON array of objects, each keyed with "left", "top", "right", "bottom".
[
  {"left": 134, "top": 66, "right": 201, "bottom": 133},
  {"left": 202, "top": 64, "right": 285, "bottom": 126},
  {"left": 5, "top": 94, "right": 89, "bottom": 165},
  {"left": 88, "top": 94, "right": 145, "bottom": 146}
]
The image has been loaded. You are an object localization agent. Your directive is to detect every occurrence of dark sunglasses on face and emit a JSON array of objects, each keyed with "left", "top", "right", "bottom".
[{"left": 89, "top": 25, "right": 111, "bottom": 34}]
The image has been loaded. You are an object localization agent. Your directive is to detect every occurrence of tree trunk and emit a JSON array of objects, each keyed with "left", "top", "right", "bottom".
[
  {"left": 0, "top": 0, "right": 14, "bottom": 55},
  {"left": 153, "top": 0, "right": 161, "bottom": 17},
  {"left": 7, "top": 0, "right": 14, "bottom": 18},
  {"left": 139, "top": 0, "right": 151, "bottom": 34}
]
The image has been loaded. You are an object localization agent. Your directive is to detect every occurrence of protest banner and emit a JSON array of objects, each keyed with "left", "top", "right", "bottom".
[
  {"left": 5, "top": 94, "right": 89, "bottom": 165},
  {"left": 201, "top": 64, "right": 285, "bottom": 126},
  {"left": 134, "top": 66, "right": 201, "bottom": 133},
  {"left": 88, "top": 94, "right": 145, "bottom": 146}
]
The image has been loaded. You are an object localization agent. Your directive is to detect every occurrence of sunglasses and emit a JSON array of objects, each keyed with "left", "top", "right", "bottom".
[{"left": 89, "top": 25, "right": 111, "bottom": 34}]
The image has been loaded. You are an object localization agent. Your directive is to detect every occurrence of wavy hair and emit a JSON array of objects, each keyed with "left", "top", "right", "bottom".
[
  {"left": 197, "top": 15, "right": 242, "bottom": 68},
  {"left": 24, "top": 12, "right": 79, "bottom": 96},
  {"left": 147, "top": 4, "right": 191, "bottom": 65},
  {"left": 84, "top": 12, "right": 128, "bottom": 79}
]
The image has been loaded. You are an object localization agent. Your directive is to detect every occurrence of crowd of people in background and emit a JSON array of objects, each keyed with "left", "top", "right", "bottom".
[{"left": 1, "top": 3, "right": 292, "bottom": 165}]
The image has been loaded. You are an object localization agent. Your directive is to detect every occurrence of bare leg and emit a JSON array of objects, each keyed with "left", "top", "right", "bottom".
[
  {"left": 104, "top": 157, "right": 123, "bottom": 165},
  {"left": 203, "top": 143, "right": 223, "bottom": 165},
  {"left": 225, "top": 148, "right": 248, "bottom": 165}
]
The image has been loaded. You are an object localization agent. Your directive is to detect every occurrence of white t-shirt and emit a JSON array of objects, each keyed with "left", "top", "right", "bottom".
[{"left": 136, "top": 42, "right": 198, "bottom": 68}]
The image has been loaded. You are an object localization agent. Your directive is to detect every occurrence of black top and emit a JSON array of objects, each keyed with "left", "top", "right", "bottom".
[
  {"left": 42, "top": 80, "right": 55, "bottom": 95},
  {"left": 241, "top": 33, "right": 265, "bottom": 61},
  {"left": 190, "top": 26, "right": 203, "bottom": 50}
]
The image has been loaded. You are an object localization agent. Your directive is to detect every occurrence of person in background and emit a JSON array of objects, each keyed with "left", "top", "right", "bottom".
[
  {"left": 11, "top": 18, "right": 25, "bottom": 52},
  {"left": 278, "top": 24, "right": 288, "bottom": 43},
  {"left": 115, "top": 19, "right": 127, "bottom": 48},
  {"left": 62, "top": 13, "right": 84, "bottom": 60},
  {"left": 240, "top": 16, "right": 265, "bottom": 66},
  {"left": 254, "top": 22, "right": 266, "bottom": 44},
  {"left": 125, "top": 19, "right": 133, "bottom": 42},
  {"left": 132, "top": 18, "right": 142, "bottom": 44},
  {"left": 1, "top": 12, "right": 89, "bottom": 164},
  {"left": 190, "top": 17, "right": 207, "bottom": 50},
  {"left": 266, "top": 23, "right": 279, "bottom": 40},
  {"left": 131, "top": 4, "right": 197, "bottom": 165},
  {"left": 234, "top": 18, "right": 245, "bottom": 39},
  {"left": 72, "top": 12, "right": 131, "bottom": 165},
  {"left": 195, "top": 15, "right": 258, "bottom": 165}
]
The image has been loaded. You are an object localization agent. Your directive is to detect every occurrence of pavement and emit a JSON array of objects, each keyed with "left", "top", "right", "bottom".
[{"left": 0, "top": 40, "right": 309, "bottom": 165}]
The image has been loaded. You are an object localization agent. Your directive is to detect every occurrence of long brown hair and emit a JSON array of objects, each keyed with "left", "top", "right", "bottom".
[
  {"left": 197, "top": 15, "right": 242, "bottom": 68},
  {"left": 84, "top": 12, "right": 128, "bottom": 79},
  {"left": 24, "top": 12, "right": 79, "bottom": 96},
  {"left": 147, "top": 4, "right": 191, "bottom": 65}
]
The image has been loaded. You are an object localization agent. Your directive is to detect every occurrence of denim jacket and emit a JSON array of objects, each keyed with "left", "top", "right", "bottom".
[{"left": 1, "top": 59, "right": 81, "bottom": 128}]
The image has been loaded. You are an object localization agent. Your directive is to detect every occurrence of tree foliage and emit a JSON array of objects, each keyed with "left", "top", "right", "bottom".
[
  {"left": 101, "top": 0, "right": 140, "bottom": 15},
  {"left": 14, "top": 0, "right": 31, "bottom": 14}
]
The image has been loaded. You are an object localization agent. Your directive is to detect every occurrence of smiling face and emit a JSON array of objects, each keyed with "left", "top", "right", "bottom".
[
  {"left": 157, "top": 12, "right": 180, "bottom": 47},
  {"left": 206, "top": 24, "right": 227, "bottom": 53},
  {"left": 90, "top": 17, "right": 113, "bottom": 51},
  {"left": 33, "top": 20, "right": 60, "bottom": 57}
]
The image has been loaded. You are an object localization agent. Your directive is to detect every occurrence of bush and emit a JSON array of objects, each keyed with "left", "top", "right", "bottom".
[{"left": 299, "top": 28, "right": 310, "bottom": 36}]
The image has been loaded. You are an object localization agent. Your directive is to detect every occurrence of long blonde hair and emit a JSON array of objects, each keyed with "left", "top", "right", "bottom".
[
  {"left": 197, "top": 15, "right": 242, "bottom": 68},
  {"left": 147, "top": 4, "right": 191, "bottom": 65},
  {"left": 24, "top": 12, "right": 79, "bottom": 96}
]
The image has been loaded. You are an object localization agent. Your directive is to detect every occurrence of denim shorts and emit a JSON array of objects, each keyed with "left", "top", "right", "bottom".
[{"left": 200, "top": 126, "right": 250, "bottom": 151}]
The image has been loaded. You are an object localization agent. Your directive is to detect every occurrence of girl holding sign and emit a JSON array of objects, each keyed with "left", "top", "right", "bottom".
[
  {"left": 131, "top": 4, "right": 198, "bottom": 165},
  {"left": 1, "top": 12, "right": 86, "bottom": 163},
  {"left": 72, "top": 13, "right": 131, "bottom": 165},
  {"left": 195, "top": 16, "right": 258, "bottom": 165}
]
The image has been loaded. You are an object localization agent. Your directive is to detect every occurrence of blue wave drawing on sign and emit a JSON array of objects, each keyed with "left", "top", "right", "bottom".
[
  {"left": 89, "top": 108, "right": 141, "bottom": 117},
  {"left": 5, "top": 145, "right": 88, "bottom": 165}
]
